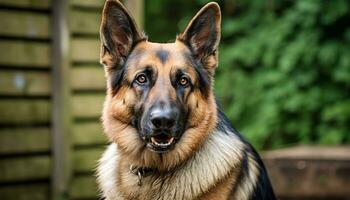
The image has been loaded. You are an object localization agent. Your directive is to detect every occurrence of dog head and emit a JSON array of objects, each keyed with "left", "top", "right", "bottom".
[{"left": 100, "top": 0, "right": 221, "bottom": 169}]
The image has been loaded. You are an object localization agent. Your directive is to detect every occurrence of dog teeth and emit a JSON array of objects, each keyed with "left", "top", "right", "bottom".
[
  {"left": 151, "top": 137, "right": 174, "bottom": 146},
  {"left": 167, "top": 137, "right": 174, "bottom": 144}
]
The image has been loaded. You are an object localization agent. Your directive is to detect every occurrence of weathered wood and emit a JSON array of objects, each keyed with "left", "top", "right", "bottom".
[
  {"left": 0, "top": 127, "right": 50, "bottom": 154},
  {"left": 73, "top": 122, "right": 106, "bottom": 146},
  {"left": 0, "top": 99, "right": 50, "bottom": 124},
  {"left": 71, "top": 66, "right": 105, "bottom": 91},
  {"left": 0, "top": 156, "right": 51, "bottom": 182},
  {"left": 0, "top": 184, "right": 49, "bottom": 200},
  {"left": 0, "top": 0, "right": 50, "bottom": 9},
  {"left": 0, "top": 41, "right": 50, "bottom": 67},
  {"left": 0, "top": 10, "right": 50, "bottom": 38},
  {"left": 71, "top": 0, "right": 104, "bottom": 8},
  {"left": 51, "top": 0, "right": 73, "bottom": 198},
  {"left": 72, "top": 94, "right": 104, "bottom": 118},
  {"left": 263, "top": 146, "right": 350, "bottom": 198},
  {"left": 0, "top": 70, "right": 51, "bottom": 96},
  {"left": 124, "top": 0, "right": 144, "bottom": 29},
  {"left": 263, "top": 146, "right": 350, "bottom": 160},
  {"left": 70, "top": 10, "right": 101, "bottom": 35},
  {"left": 73, "top": 147, "right": 104, "bottom": 173},
  {"left": 70, "top": 176, "right": 98, "bottom": 199},
  {"left": 71, "top": 38, "right": 100, "bottom": 63}
]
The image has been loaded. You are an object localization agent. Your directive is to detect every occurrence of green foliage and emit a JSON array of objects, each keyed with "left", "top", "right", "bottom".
[{"left": 145, "top": 0, "right": 350, "bottom": 150}]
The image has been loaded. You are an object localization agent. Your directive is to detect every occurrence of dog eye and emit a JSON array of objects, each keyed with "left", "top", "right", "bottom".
[
  {"left": 179, "top": 76, "right": 189, "bottom": 87},
  {"left": 136, "top": 74, "right": 147, "bottom": 84}
]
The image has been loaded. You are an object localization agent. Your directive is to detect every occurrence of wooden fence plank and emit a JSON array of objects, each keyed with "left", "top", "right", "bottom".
[
  {"left": 71, "top": 66, "right": 105, "bottom": 91},
  {"left": 51, "top": 0, "right": 72, "bottom": 198},
  {"left": 72, "top": 94, "right": 104, "bottom": 118},
  {"left": 73, "top": 122, "right": 105, "bottom": 146},
  {"left": 0, "top": 0, "right": 50, "bottom": 9},
  {"left": 71, "top": 38, "right": 100, "bottom": 63},
  {"left": 73, "top": 148, "right": 104, "bottom": 173},
  {"left": 263, "top": 146, "right": 350, "bottom": 160},
  {"left": 0, "top": 70, "right": 51, "bottom": 96},
  {"left": 0, "top": 10, "right": 50, "bottom": 38},
  {"left": 70, "top": 176, "right": 98, "bottom": 199},
  {"left": 0, "top": 99, "right": 50, "bottom": 124},
  {"left": 70, "top": 10, "right": 100, "bottom": 35},
  {"left": 0, "top": 127, "right": 50, "bottom": 154},
  {"left": 0, "top": 41, "right": 50, "bottom": 67},
  {"left": 124, "top": 0, "right": 144, "bottom": 29},
  {"left": 0, "top": 156, "right": 51, "bottom": 182},
  {"left": 71, "top": 0, "right": 104, "bottom": 8},
  {"left": 0, "top": 184, "right": 49, "bottom": 200}
]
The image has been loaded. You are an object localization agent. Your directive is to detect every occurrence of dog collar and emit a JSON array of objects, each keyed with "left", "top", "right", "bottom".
[{"left": 129, "top": 165, "right": 156, "bottom": 186}]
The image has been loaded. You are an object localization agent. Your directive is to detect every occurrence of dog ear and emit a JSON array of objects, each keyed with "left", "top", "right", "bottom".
[
  {"left": 100, "top": 0, "right": 142, "bottom": 66},
  {"left": 178, "top": 2, "right": 221, "bottom": 75}
]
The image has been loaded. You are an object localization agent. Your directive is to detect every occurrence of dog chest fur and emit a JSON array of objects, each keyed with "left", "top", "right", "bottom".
[{"left": 97, "top": 129, "right": 260, "bottom": 200}]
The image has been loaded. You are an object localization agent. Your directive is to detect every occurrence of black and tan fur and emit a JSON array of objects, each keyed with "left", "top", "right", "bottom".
[{"left": 97, "top": 1, "right": 276, "bottom": 199}]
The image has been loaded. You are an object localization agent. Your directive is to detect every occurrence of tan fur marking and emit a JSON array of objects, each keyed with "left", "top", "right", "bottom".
[{"left": 199, "top": 170, "right": 239, "bottom": 200}]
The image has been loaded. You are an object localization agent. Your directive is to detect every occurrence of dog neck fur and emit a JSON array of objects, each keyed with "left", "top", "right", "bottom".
[{"left": 97, "top": 129, "right": 247, "bottom": 200}]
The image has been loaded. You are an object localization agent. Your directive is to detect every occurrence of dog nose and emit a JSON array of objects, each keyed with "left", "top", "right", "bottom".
[{"left": 150, "top": 109, "right": 175, "bottom": 130}]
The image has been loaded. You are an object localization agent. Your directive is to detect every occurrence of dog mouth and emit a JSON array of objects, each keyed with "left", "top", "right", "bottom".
[
  {"left": 147, "top": 133, "right": 175, "bottom": 153},
  {"left": 151, "top": 134, "right": 174, "bottom": 146}
]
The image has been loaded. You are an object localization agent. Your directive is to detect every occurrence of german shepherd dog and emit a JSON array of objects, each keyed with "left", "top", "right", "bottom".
[{"left": 97, "top": 0, "right": 276, "bottom": 199}]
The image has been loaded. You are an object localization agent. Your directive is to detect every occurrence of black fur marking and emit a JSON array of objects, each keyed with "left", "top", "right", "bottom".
[
  {"left": 182, "top": 8, "right": 219, "bottom": 57},
  {"left": 193, "top": 66, "right": 210, "bottom": 98},
  {"left": 103, "top": 4, "right": 133, "bottom": 56},
  {"left": 216, "top": 109, "right": 276, "bottom": 199},
  {"left": 140, "top": 66, "right": 156, "bottom": 88},
  {"left": 184, "top": 52, "right": 211, "bottom": 98},
  {"left": 102, "top": 2, "right": 147, "bottom": 60},
  {"left": 111, "top": 64, "right": 125, "bottom": 91},
  {"left": 171, "top": 69, "right": 189, "bottom": 104},
  {"left": 155, "top": 49, "right": 169, "bottom": 64},
  {"left": 248, "top": 146, "right": 276, "bottom": 200},
  {"left": 110, "top": 48, "right": 145, "bottom": 91},
  {"left": 216, "top": 109, "right": 244, "bottom": 139}
]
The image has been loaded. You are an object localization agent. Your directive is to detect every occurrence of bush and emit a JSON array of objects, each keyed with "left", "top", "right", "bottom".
[{"left": 145, "top": 0, "right": 350, "bottom": 150}]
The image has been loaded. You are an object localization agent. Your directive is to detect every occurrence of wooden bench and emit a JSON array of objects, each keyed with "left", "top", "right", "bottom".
[{"left": 263, "top": 146, "right": 350, "bottom": 200}]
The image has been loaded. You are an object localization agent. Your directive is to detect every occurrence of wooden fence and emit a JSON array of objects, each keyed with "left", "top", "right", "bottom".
[
  {"left": 0, "top": 0, "right": 52, "bottom": 199},
  {"left": 0, "top": 0, "right": 142, "bottom": 199},
  {"left": 1, "top": 1, "right": 350, "bottom": 200}
]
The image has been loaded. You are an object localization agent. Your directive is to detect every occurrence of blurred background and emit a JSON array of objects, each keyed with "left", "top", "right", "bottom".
[{"left": 0, "top": 0, "right": 349, "bottom": 199}]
